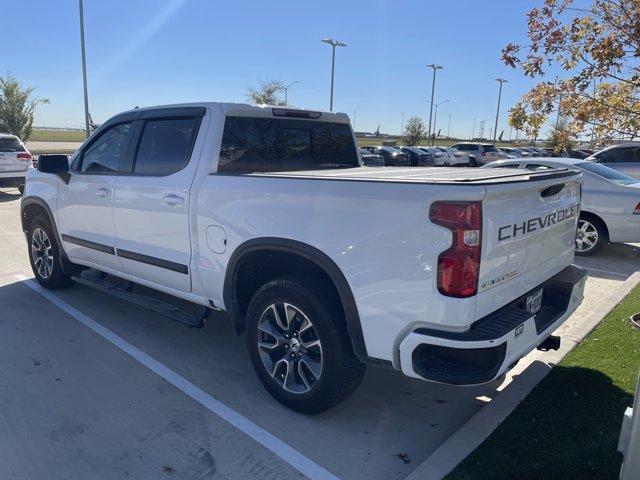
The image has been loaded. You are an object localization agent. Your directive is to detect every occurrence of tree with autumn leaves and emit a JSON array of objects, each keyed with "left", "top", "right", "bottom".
[{"left": 504, "top": 0, "right": 640, "bottom": 147}]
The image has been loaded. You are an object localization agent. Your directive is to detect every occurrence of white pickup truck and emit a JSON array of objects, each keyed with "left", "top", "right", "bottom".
[{"left": 21, "top": 103, "right": 587, "bottom": 413}]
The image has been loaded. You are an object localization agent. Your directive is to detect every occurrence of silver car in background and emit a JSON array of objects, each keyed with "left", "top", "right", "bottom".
[
  {"left": 434, "top": 146, "right": 471, "bottom": 166},
  {"left": 483, "top": 157, "right": 640, "bottom": 255},
  {"left": 587, "top": 142, "right": 640, "bottom": 179},
  {"left": 359, "top": 148, "right": 384, "bottom": 166},
  {"left": 450, "top": 142, "right": 500, "bottom": 166}
]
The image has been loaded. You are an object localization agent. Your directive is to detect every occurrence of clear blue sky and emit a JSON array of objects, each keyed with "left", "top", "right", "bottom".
[{"left": 3, "top": 0, "right": 560, "bottom": 139}]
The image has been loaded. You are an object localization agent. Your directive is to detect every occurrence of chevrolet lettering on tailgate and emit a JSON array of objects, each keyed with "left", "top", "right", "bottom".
[{"left": 498, "top": 204, "right": 579, "bottom": 242}]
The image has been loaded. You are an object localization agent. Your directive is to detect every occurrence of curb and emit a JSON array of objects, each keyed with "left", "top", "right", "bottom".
[{"left": 406, "top": 270, "right": 640, "bottom": 480}]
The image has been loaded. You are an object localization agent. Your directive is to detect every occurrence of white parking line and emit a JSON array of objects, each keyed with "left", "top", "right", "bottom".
[{"left": 16, "top": 274, "right": 339, "bottom": 480}]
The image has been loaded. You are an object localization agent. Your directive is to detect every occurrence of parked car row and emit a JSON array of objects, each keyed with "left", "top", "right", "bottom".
[{"left": 361, "top": 145, "right": 472, "bottom": 167}]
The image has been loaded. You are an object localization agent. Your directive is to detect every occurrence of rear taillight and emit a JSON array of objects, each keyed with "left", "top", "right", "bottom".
[
  {"left": 634, "top": 202, "right": 640, "bottom": 215},
  {"left": 17, "top": 152, "right": 32, "bottom": 161},
  {"left": 429, "top": 201, "right": 482, "bottom": 298}
]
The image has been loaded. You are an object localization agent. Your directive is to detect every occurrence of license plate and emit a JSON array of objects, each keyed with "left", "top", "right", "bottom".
[{"left": 526, "top": 288, "right": 543, "bottom": 315}]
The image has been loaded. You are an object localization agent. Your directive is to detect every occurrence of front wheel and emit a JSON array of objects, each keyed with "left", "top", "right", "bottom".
[
  {"left": 28, "top": 216, "right": 74, "bottom": 289},
  {"left": 575, "top": 216, "right": 607, "bottom": 256},
  {"left": 246, "top": 277, "right": 365, "bottom": 414}
]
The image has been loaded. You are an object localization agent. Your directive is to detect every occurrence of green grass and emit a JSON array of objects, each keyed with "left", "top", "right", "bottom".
[
  {"left": 28, "top": 129, "right": 85, "bottom": 142},
  {"left": 447, "top": 284, "right": 640, "bottom": 480}
]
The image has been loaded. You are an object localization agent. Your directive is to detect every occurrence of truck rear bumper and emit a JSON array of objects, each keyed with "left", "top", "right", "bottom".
[{"left": 398, "top": 265, "right": 587, "bottom": 385}]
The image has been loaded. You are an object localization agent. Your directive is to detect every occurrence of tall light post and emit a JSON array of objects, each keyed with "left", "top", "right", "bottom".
[
  {"left": 493, "top": 78, "right": 508, "bottom": 142},
  {"left": 432, "top": 99, "right": 449, "bottom": 145},
  {"left": 472, "top": 118, "right": 477, "bottom": 139},
  {"left": 426, "top": 64, "right": 444, "bottom": 143},
  {"left": 321, "top": 38, "right": 347, "bottom": 111},
  {"left": 282, "top": 81, "right": 298, "bottom": 106},
  {"left": 79, "top": 0, "right": 90, "bottom": 138},
  {"left": 353, "top": 110, "right": 356, "bottom": 131},
  {"left": 401, "top": 112, "right": 405, "bottom": 135},
  {"left": 447, "top": 114, "right": 451, "bottom": 138}
]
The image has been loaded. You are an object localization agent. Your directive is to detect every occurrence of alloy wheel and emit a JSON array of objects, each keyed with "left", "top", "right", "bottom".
[
  {"left": 575, "top": 219, "right": 598, "bottom": 253},
  {"left": 31, "top": 227, "right": 54, "bottom": 279},
  {"left": 257, "top": 302, "right": 323, "bottom": 394}
]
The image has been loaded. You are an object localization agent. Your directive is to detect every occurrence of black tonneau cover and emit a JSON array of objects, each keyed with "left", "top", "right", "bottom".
[{"left": 244, "top": 166, "right": 579, "bottom": 185}]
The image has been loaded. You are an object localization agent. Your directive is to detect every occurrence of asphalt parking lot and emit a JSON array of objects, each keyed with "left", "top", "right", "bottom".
[{"left": 0, "top": 187, "right": 638, "bottom": 480}]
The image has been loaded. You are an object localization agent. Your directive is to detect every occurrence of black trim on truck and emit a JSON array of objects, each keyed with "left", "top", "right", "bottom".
[
  {"left": 61, "top": 234, "right": 115, "bottom": 255},
  {"left": 116, "top": 248, "right": 189, "bottom": 274},
  {"left": 224, "top": 238, "right": 370, "bottom": 361}
]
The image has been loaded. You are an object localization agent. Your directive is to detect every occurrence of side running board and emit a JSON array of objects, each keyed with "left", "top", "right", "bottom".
[{"left": 72, "top": 269, "right": 210, "bottom": 328}]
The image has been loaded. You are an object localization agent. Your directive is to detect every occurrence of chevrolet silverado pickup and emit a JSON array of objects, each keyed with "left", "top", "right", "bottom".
[{"left": 21, "top": 103, "right": 587, "bottom": 414}]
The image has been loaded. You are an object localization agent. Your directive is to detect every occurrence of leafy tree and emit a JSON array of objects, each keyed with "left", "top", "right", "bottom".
[
  {"left": 0, "top": 74, "right": 49, "bottom": 141},
  {"left": 246, "top": 80, "right": 285, "bottom": 106},
  {"left": 547, "top": 118, "right": 576, "bottom": 153},
  {"left": 403, "top": 116, "right": 426, "bottom": 146},
  {"left": 503, "top": 0, "right": 640, "bottom": 142}
]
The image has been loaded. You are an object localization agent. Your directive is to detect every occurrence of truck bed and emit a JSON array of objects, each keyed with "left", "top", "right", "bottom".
[{"left": 245, "top": 166, "right": 576, "bottom": 185}]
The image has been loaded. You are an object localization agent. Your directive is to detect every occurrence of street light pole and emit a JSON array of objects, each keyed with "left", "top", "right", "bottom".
[
  {"left": 282, "top": 81, "right": 298, "bottom": 107},
  {"left": 79, "top": 0, "right": 90, "bottom": 138},
  {"left": 447, "top": 114, "right": 451, "bottom": 138},
  {"left": 493, "top": 78, "right": 508, "bottom": 143},
  {"left": 472, "top": 118, "right": 476, "bottom": 140},
  {"left": 321, "top": 38, "right": 347, "bottom": 111},
  {"left": 401, "top": 112, "right": 405, "bottom": 135},
  {"left": 426, "top": 64, "right": 443, "bottom": 144},
  {"left": 432, "top": 99, "right": 449, "bottom": 145},
  {"left": 353, "top": 110, "right": 356, "bottom": 131}
]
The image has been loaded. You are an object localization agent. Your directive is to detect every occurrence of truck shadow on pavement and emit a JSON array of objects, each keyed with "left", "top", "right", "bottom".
[
  {"left": 0, "top": 190, "right": 21, "bottom": 203},
  {"left": 575, "top": 242, "right": 640, "bottom": 281}
]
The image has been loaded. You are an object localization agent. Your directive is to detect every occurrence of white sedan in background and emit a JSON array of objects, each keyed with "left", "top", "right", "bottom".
[{"left": 483, "top": 157, "right": 640, "bottom": 255}]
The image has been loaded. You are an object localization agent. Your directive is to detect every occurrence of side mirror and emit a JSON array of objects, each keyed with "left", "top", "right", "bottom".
[{"left": 38, "top": 154, "right": 71, "bottom": 184}]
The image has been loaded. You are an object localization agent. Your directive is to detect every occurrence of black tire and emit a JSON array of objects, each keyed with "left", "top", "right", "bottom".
[
  {"left": 17, "top": 185, "right": 24, "bottom": 195},
  {"left": 469, "top": 157, "right": 478, "bottom": 167},
  {"left": 27, "top": 215, "right": 74, "bottom": 289},
  {"left": 575, "top": 214, "right": 607, "bottom": 256},
  {"left": 246, "top": 276, "right": 365, "bottom": 414}
]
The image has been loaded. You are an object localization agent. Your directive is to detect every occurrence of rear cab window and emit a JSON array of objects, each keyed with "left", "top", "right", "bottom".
[{"left": 218, "top": 116, "right": 358, "bottom": 174}]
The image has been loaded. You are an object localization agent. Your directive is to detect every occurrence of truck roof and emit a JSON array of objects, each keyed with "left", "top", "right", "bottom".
[
  {"left": 114, "top": 102, "right": 351, "bottom": 123},
  {"left": 248, "top": 166, "right": 580, "bottom": 185}
]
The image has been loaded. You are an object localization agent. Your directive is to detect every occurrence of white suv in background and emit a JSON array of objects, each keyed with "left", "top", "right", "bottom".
[
  {"left": 0, "top": 133, "right": 32, "bottom": 194},
  {"left": 451, "top": 142, "right": 500, "bottom": 166}
]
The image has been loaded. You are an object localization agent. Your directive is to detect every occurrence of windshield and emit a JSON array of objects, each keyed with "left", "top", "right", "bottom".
[{"left": 577, "top": 161, "right": 639, "bottom": 185}]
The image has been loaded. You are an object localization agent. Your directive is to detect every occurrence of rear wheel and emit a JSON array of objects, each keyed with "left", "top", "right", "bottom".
[
  {"left": 28, "top": 216, "right": 74, "bottom": 289},
  {"left": 575, "top": 215, "right": 607, "bottom": 256},
  {"left": 246, "top": 277, "right": 365, "bottom": 414}
]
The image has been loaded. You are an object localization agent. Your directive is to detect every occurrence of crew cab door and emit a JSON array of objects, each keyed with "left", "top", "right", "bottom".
[
  {"left": 58, "top": 120, "right": 135, "bottom": 271},
  {"left": 113, "top": 107, "right": 206, "bottom": 292}
]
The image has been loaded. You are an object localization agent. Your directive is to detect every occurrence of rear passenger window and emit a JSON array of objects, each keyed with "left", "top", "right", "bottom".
[
  {"left": 134, "top": 117, "right": 199, "bottom": 175},
  {"left": 80, "top": 122, "right": 132, "bottom": 173},
  {"left": 218, "top": 116, "right": 359, "bottom": 173}
]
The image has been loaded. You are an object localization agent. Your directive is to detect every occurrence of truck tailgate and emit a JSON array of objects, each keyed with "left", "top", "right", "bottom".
[{"left": 476, "top": 174, "right": 582, "bottom": 319}]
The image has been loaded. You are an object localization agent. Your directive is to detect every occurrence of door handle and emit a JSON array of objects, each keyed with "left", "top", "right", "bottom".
[
  {"left": 96, "top": 188, "right": 111, "bottom": 197},
  {"left": 162, "top": 194, "right": 185, "bottom": 206}
]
